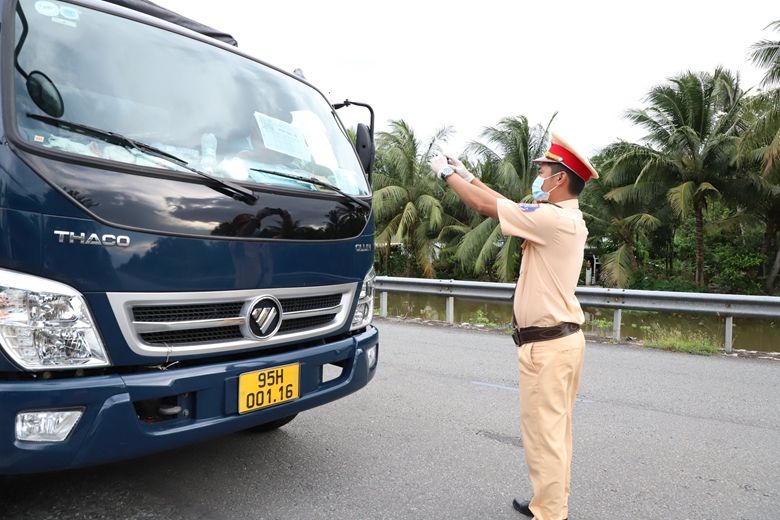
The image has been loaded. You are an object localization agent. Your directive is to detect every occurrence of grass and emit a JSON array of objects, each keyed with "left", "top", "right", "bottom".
[
  {"left": 470, "top": 309, "right": 496, "bottom": 326},
  {"left": 590, "top": 318, "right": 612, "bottom": 334},
  {"left": 643, "top": 327, "right": 719, "bottom": 355}
]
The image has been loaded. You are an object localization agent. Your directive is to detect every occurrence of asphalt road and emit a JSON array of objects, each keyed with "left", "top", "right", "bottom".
[{"left": 2, "top": 319, "right": 778, "bottom": 520}]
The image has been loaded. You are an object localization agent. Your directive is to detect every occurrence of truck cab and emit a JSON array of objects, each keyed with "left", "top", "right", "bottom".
[{"left": 0, "top": 0, "right": 377, "bottom": 474}]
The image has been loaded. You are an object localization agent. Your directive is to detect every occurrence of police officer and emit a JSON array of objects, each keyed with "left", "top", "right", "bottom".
[{"left": 430, "top": 133, "right": 598, "bottom": 520}]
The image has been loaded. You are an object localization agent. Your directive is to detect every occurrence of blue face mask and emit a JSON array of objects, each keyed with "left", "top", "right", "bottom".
[{"left": 532, "top": 173, "right": 562, "bottom": 201}]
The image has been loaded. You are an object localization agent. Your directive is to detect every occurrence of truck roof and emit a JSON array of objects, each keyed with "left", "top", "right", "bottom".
[{"left": 101, "top": 0, "right": 237, "bottom": 46}]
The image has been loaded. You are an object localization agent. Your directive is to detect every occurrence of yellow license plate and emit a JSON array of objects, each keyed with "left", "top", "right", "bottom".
[{"left": 238, "top": 363, "right": 300, "bottom": 414}]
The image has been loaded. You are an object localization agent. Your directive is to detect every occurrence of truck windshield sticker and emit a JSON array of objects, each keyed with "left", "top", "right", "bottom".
[
  {"left": 253, "top": 112, "right": 312, "bottom": 163},
  {"left": 51, "top": 17, "right": 77, "bottom": 28},
  {"left": 58, "top": 5, "right": 80, "bottom": 20},
  {"left": 35, "top": 1, "right": 79, "bottom": 27},
  {"left": 34, "top": 1, "right": 59, "bottom": 16}
]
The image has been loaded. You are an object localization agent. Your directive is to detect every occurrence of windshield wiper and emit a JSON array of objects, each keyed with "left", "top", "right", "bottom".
[
  {"left": 250, "top": 167, "right": 370, "bottom": 210},
  {"left": 26, "top": 113, "right": 258, "bottom": 205}
]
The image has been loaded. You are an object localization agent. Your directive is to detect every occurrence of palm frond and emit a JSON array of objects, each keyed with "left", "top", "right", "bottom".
[
  {"left": 395, "top": 201, "right": 419, "bottom": 240},
  {"left": 372, "top": 185, "right": 409, "bottom": 222},
  {"left": 750, "top": 20, "right": 780, "bottom": 87},
  {"left": 622, "top": 213, "right": 662, "bottom": 233},
  {"left": 604, "top": 184, "right": 643, "bottom": 205},
  {"left": 412, "top": 226, "right": 437, "bottom": 278},
  {"left": 375, "top": 214, "right": 401, "bottom": 246},
  {"left": 695, "top": 181, "right": 720, "bottom": 197},
  {"left": 667, "top": 181, "right": 696, "bottom": 218},
  {"left": 465, "top": 141, "right": 501, "bottom": 163},
  {"left": 493, "top": 235, "right": 521, "bottom": 282},
  {"left": 455, "top": 218, "right": 498, "bottom": 271},
  {"left": 437, "top": 224, "right": 472, "bottom": 244},
  {"left": 416, "top": 193, "right": 444, "bottom": 231},
  {"left": 737, "top": 91, "right": 780, "bottom": 175},
  {"left": 602, "top": 244, "right": 635, "bottom": 288},
  {"left": 425, "top": 125, "right": 456, "bottom": 162},
  {"left": 474, "top": 223, "right": 505, "bottom": 273},
  {"left": 625, "top": 108, "right": 674, "bottom": 144}
]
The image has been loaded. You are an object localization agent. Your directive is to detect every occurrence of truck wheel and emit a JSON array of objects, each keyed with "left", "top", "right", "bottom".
[{"left": 248, "top": 414, "right": 298, "bottom": 433}]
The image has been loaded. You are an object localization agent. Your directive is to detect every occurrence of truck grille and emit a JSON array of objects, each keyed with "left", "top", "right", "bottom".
[
  {"left": 140, "top": 326, "right": 243, "bottom": 345},
  {"left": 107, "top": 283, "right": 357, "bottom": 357},
  {"left": 278, "top": 314, "right": 338, "bottom": 334},
  {"left": 133, "top": 302, "right": 244, "bottom": 322},
  {"left": 279, "top": 294, "right": 342, "bottom": 313}
]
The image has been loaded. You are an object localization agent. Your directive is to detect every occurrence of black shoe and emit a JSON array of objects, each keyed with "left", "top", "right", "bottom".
[
  {"left": 511, "top": 498, "right": 568, "bottom": 519},
  {"left": 511, "top": 499, "right": 533, "bottom": 517}
]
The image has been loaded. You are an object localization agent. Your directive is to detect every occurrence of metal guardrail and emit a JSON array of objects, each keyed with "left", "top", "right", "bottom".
[{"left": 375, "top": 276, "right": 780, "bottom": 353}]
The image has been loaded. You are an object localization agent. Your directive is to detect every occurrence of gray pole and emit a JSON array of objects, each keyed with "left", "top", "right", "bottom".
[
  {"left": 724, "top": 316, "right": 733, "bottom": 354},
  {"left": 613, "top": 308, "right": 622, "bottom": 342},
  {"left": 446, "top": 297, "right": 455, "bottom": 324}
]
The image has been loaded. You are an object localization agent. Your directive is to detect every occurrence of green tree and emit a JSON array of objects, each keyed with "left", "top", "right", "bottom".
[
  {"left": 737, "top": 90, "right": 780, "bottom": 291},
  {"left": 452, "top": 115, "right": 555, "bottom": 282},
  {"left": 372, "top": 120, "right": 456, "bottom": 277},
  {"left": 604, "top": 68, "right": 745, "bottom": 287},
  {"left": 744, "top": 20, "right": 780, "bottom": 291},
  {"left": 584, "top": 148, "right": 662, "bottom": 287}
]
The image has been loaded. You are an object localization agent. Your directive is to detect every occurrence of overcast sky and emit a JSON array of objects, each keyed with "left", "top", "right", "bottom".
[{"left": 156, "top": 0, "right": 776, "bottom": 158}]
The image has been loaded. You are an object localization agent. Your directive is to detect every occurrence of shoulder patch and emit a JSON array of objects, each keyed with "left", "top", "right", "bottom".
[{"left": 517, "top": 203, "right": 540, "bottom": 212}]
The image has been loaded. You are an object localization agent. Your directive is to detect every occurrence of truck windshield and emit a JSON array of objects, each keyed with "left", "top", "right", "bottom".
[{"left": 11, "top": 0, "right": 370, "bottom": 196}]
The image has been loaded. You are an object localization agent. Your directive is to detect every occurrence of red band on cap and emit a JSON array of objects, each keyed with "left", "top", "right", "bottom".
[{"left": 548, "top": 143, "right": 592, "bottom": 181}]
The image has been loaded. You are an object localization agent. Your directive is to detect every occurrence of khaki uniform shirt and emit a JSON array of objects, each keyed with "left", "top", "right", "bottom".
[{"left": 496, "top": 198, "right": 588, "bottom": 328}]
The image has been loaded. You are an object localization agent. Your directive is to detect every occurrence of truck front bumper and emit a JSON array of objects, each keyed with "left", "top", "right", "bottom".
[{"left": 0, "top": 326, "right": 378, "bottom": 475}]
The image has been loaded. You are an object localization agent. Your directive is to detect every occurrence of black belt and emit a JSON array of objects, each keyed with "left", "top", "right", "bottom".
[{"left": 511, "top": 322, "right": 580, "bottom": 347}]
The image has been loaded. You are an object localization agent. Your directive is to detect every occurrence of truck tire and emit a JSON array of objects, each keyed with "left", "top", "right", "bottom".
[{"left": 247, "top": 414, "right": 298, "bottom": 433}]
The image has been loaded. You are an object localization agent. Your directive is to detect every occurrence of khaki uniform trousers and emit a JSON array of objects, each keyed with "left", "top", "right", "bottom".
[{"left": 517, "top": 330, "right": 585, "bottom": 520}]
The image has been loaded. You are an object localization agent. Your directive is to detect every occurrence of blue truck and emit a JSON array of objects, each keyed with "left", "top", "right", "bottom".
[{"left": 0, "top": 0, "right": 378, "bottom": 474}]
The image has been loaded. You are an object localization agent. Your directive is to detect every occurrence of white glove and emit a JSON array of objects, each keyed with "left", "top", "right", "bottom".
[
  {"left": 429, "top": 154, "right": 452, "bottom": 180},
  {"left": 445, "top": 155, "right": 475, "bottom": 183}
]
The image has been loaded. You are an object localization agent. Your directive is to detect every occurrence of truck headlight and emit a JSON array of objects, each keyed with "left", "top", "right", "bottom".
[
  {"left": 0, "top": 269, "right": 109, "bottom": 370},
  {"left": 350, "top": 267, "right": 375, "bottom": 330}
]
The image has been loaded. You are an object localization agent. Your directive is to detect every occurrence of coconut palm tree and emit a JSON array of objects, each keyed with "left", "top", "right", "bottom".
[
  {"left": 746, "top": 18, "right": 780, "bottom": 207},
  {"left": 583, "top": 146, "right": 662, "bottom": 287},
  {"left": 371, "top": 119, "right": 458, "bottom": 277},
  {"left": 605, "top": 68, "right": 746, "bottom": 287},
  {"left": 750, "top": 20, "right": 780, "bottom": 88},
  {"left": 450, "top": 115, "right": 555, "bottom": 282},
  {"left": 737, "top": 90, "right": 780, "bottom": 291}
]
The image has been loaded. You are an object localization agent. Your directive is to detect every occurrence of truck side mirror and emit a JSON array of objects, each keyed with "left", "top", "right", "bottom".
[
  {"left": 27, "top": 71, "right": 64, "bottom": 118},
  {"left": 355, "top": 123, "right": 374, "bottom": 179},
  {"left": 332, "top": 100, "right": 375, "bottom": 181}
]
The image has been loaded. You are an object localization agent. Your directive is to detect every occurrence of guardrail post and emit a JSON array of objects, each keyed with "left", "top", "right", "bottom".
[
  {"left": 612, "top": 308, "right": 622, "bottom": 342},
  {"left": 446, "top": 296, "right": 455, "bottom": 324},
  {"left": 379, "top": 291, "right": 388, "bottom": 318},
  {"left": 724, "top": 316, "right": 733, "bottom": 354}
]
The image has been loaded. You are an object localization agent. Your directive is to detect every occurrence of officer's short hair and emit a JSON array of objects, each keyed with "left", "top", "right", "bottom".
[{"left": 550, "top": 163, "right": 585, "bottom": 195}]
